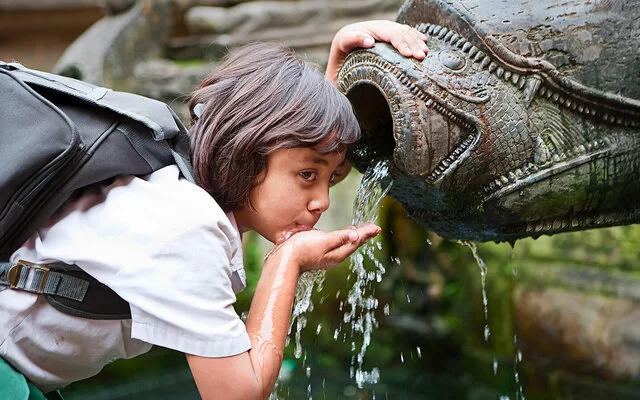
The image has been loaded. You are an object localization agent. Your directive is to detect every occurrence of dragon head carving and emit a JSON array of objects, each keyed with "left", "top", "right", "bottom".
[{"left": 338, "top": 0, "right": 640, "bottom": 242}]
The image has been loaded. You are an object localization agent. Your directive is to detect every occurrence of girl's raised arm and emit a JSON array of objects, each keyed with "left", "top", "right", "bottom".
[{"left": 326, "top": 20, "right": 429, "bottom": 84}]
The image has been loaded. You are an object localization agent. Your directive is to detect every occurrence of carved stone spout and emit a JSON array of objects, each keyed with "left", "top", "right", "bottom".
[{"left": 338, "top": 0, "right": 640, "bottom": 243}]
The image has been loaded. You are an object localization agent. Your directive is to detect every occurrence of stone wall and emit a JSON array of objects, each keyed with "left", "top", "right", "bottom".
[
  {"left": 0, "top": 0, "right": 104, "bottom": 71},
  {"left": 50, "top": 0, "right": 405, "bottom": 118}
]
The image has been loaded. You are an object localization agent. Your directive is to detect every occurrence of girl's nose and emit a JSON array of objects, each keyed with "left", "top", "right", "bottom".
[{"left": 308, "top": 188, "right": 330, "bottom": 214}]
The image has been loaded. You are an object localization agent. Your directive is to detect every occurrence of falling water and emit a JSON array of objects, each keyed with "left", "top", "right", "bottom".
[
  {"left": 459, "top": 240, "right": 491, "bottom": 343},
  {"left": 344, "top": 159, "right": 393, "bottom": 388},
  {"left": 459, "top": 241, "right": 527, "bottom": 400},
  {"left": 284, "top": 159, "right": 392, "bottom": 396}
]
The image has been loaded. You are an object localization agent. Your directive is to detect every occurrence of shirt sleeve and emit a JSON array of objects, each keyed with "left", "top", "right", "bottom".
[{"left": 28, "top": 166, "right": 251, "bottom": 357}]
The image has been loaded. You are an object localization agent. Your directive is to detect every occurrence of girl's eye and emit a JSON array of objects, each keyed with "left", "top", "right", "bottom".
[{"left": 300, "top": 171, "right": 317, "bottom": 181}]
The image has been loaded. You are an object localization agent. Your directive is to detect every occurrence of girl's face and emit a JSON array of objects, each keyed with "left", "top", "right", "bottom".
[{"left": 233, "top": 147, "right": 350, "bottom": 244}]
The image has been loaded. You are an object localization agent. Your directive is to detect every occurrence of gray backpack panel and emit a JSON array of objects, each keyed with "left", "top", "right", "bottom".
[{"left": 0, "top": 61, "right": 194, "bottom": 260}]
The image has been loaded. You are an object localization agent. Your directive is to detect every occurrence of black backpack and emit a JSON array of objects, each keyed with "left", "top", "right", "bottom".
[{"left": 0, "top": 61, "right": 194, "bottom": 319}]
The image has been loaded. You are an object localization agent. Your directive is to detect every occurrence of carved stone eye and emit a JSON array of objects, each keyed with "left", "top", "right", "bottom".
[{"left": 438, "top": 49, "right": 466, "bottom": 71}]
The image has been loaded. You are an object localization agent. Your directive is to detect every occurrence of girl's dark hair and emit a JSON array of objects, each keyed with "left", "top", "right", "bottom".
[{"left": 187, "top": 43, "right": 360, "bottom": 212}]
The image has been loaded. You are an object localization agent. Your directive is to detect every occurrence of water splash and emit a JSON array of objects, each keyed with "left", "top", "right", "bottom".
[
  {"left": 344, "top": 159, "right": 393, "bottom": 388},
  {"left": 284, "top": 159, "right": 392, "bottom": 395}
]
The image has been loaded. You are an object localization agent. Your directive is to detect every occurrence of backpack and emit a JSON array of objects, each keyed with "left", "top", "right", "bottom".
[{"left": 0, "top": 61, "right": 195, "bottom": 319}]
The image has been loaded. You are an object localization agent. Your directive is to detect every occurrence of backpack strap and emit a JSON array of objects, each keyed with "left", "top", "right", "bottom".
[{"left": 0, "top": 260, "right": 131, "bottom": 320}]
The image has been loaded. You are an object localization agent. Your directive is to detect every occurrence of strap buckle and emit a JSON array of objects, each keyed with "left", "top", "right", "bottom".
[{"left": 8, "top": 259, "right": 50, "bottom": 293}]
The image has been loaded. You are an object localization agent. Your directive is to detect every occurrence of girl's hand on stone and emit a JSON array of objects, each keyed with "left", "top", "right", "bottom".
[
  {"left": 327, "top": 20, "right": 428, "bottom": 83},
  {"left": 269, "top": 223, "right": 381, "bottom": 272}
]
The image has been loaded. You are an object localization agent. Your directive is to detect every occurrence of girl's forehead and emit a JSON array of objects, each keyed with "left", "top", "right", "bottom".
[{"left": 270, "top": 147, "right": 346, "bottom": 165}]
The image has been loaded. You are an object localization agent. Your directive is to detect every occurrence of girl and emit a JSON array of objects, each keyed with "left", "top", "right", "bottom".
[{"left": 0, "top": 21, "right": 427, "bottom": 399}]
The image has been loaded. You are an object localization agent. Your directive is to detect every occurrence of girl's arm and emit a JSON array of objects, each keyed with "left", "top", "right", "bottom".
[
  {"left": 186, "top": 223, "right": 380, "bottom": 400},
  {"left": 326, "top": 20, "right": 429, "bottom": 84}
]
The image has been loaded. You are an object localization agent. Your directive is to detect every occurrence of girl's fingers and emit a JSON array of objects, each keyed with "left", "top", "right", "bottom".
[{"left": 391, "top": 24, "right": 428, "bottom": 59}]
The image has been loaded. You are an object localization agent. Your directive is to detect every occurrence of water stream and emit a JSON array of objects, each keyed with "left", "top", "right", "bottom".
[
  {"left": 460, "top": 240, "right": 526, "bottom": 400},
  {"left": 284, "top": 159, "right": 393, "bottom": 397}
]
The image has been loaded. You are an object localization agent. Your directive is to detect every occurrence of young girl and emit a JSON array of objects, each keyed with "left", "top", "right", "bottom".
[{"left": 0, "top": 21, "right": 427, "bottom": 399}]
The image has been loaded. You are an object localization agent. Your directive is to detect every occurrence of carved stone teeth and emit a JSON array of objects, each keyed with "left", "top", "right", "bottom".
[
  {"left": 539, "top": 86, "right": 546, "bottom": 95},
  {"left": 438, "top": 28, "right": 449, "bottom": 39},
  {"left": 462, "top": 42, "right": 472, "bottom": 52},
  {"left": 444, "top": 31, "right": 454, "bottom": 42},
  {"left": 425, "top": 98, "right": 434, "bottom": 106},
  {"left": 456, "top": 38, "right": 466, "bottom": 48},
  {"left": 428, "top": 25, "right": 438, "bottom": 35},
  {"left": 473, "top": 51, "right": 485, "bottom": 62},
  {"left": 433, "top": 26, "right": 443, "bottom": 36},
  {"left": 570, "top": 102, "right": 577, "bottom": 110},
  {"left": 516, "top": 75, "right": 526, "bottom": 89},
  {"left": 504, "top": 71, "right": 512, "bottom": 81},
  {"left": 441, "top": 159, "right": 450, "bottom": 167},
  {"left": 578, "top": 105, "right": 584, "bottom": 112},
  {"left": 449, "top": 33, "right": 459, "bottom": 44},
  {"left": 552, "top": 93, "right": 559, "bottom": 102},
  {"left": 603, "top": 113, "right": 609, "bottom": 121},
  {"left": 495, "top": 179, "right": 503, "bottom": 187},
  {"left": 488, "top": 62, "right": 498, "bottom": 73},
  {"left": 469, "top": 46, "right": 479, "bottom": 58},
  {"left": 515, "top": 168, "right": 523, "bottom": 177},
  {"left": 545, "top": 90, "right": 553, "bottom": 99},
  {"left": 552, "top": 154, "right": 561, "bottom": 162},
  {"left": 558, "top": 97, "right": 565, "bottom": 105},
  {"left": 496, "top": 67, "right": 504, "bottom": 78},
  {"left": 510, "top": 73, "right": 519, "bottom": 85},
  {"left": 565, "top": 99, "right": 572, "bottom": 107},
  {"left": 577, "top": 145, "right": 586, "bottom": 153},
  {"left": 584, "top": 107, "right": 589, "bottom": 115},
  {"left": 480, "top": 57, "right": 491, "bottom": 68},
  {"left": 500, "top": 176, "right": 509, "bottom": 184},
  {"left": 508, "top": 171, "right": 517, "bottom": 181}
]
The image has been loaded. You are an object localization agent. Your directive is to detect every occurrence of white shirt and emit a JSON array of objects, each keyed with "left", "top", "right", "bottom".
[{"left": 0, "top": 165, "right": 251, "bottom": 392}]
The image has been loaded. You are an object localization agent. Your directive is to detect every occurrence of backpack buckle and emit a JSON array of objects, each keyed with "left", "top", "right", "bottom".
[{"left": 8, "top": 259, "right": 50, "bottom": 293}]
